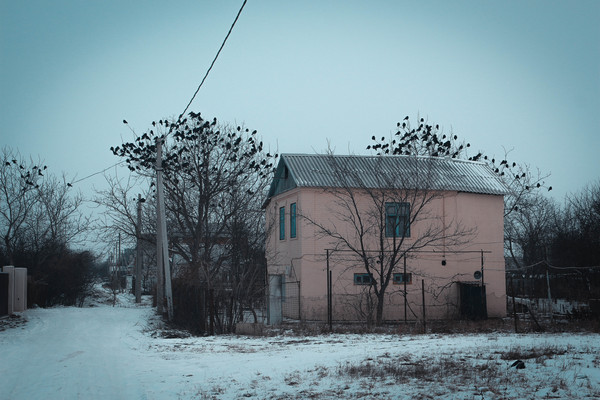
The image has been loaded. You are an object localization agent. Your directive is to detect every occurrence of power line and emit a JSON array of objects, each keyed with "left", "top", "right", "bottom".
[
  {"left": 178, "top": 0, "right": 248, "bottom": 120},
  {"left": 70, "top": 160, "right": 126, "bottom": 185},
  {"left": 72, "top": 0, "right": 248, "bottom": 186}
]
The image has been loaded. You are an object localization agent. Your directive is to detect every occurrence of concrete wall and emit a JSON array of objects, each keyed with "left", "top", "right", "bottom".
[{"left": 1, "top": 266, "right": 28, "bottom": 315}]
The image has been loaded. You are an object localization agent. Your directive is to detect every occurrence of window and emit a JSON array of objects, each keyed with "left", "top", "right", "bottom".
[
  {"left": 385, "top": 202, "right": 410, "bottom": 238},
  {"left": 279, "top": 206, "right": 285, "bottom": 240},
  {"left": 354, "top": 273, "right": 375, "bottom": 285},
  {"left": 393, "top": 273, "right": 412, "bottom": 285},
  {"left": 290, "top": 203, "right": 297, "bottom": 238}
]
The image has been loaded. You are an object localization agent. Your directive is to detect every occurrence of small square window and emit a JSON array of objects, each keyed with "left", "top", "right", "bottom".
[
  {"left": 393, "top": 273, "right": 412, "bottom": 285},
  {"left": 354, "top": 273, "right": 375, "bottom": 285}
]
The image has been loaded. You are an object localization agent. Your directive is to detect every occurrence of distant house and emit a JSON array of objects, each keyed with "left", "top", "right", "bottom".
[{"left": 264, "top": 153, "right": 508, "bottom": 323}]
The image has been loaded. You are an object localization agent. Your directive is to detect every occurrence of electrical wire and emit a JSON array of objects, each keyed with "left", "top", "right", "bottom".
[
  {"left": 70, "top": 0, "right": 248, "bottom": 186},
  {"left": 70, "top": 161, "right": 127, "bottom": 185},
  {"left": 178, "top": 0, "right": 248, "bottom": 121}
]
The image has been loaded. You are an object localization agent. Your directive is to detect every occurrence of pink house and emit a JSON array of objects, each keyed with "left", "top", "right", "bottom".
[{"left": 265, "top": 154, "right": 508, "bottom": 324}]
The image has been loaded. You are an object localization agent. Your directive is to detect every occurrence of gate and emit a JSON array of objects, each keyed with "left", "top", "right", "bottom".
[
  {"left": 268, "top": 274, "right": 301, "bottom": 324},
  {"left": 459, "top": 283, "right": 487, "bottom": 320}
]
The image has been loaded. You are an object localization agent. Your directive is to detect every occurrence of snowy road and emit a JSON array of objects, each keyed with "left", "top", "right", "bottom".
[
  {"left": 0, "top": 305, "right": 165, "bottom": 400},
  {"left": 1, "top": 293, "right": 599, "bottom": 400}
]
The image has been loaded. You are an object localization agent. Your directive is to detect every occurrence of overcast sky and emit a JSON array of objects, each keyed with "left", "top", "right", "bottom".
[{"left": 1, "top": 0, "right": 599, "bottom": 204}]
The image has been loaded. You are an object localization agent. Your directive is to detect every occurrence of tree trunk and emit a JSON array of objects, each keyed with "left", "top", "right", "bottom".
[{"left": 375, "top": 291, "right": 386, "bottom": 325}]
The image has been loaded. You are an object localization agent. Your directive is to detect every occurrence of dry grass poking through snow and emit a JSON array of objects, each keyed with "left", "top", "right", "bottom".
[
  {"left": 189, "top": 334, "right": 600, "bottom": 400},
  {"left": 333, "top": 343, "right": 600, "bottom": 399}
]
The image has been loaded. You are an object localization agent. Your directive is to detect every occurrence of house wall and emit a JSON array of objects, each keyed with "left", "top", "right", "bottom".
[
  {"left": 265, "top": 188, "right": 306, "bottom": 320},
  {"left": 266, "top": 187, "right": 506, "bottom": 322}
]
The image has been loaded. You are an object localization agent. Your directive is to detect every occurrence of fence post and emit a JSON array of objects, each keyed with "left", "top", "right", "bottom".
[
  {"left": 403, "top": 256, "right": 407, "bottom": 324},
  {"left": 327, "top": 249, "right": 332, "bottom": 332},
  {"left": 510, "top": 277, "right": 518, "bottom": 333},
  {"left": 421, "top": 279, "right": 426, "bottom": 334},
  {"left": 329, "top": 270, "right": 333, "bottom": 330}
]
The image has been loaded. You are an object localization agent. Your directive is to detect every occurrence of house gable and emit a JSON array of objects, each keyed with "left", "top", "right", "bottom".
[{"left": 265, "top": 158, "right": 298, "bottom": 206}]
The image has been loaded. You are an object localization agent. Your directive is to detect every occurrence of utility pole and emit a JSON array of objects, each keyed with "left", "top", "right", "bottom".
[
  {"left": 156, "top": 186, "right": 164, "bottom": 315},
  {"left": 156, "top": 137, "right": 174, "bottom": 320},
  {"left": 117, "top": 235, "right": 121, "bottom": 292},
  {"left": 135, "top": 194, "right": 142, "bottom": 303}
]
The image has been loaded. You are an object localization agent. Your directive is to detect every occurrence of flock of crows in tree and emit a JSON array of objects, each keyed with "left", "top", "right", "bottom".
[
  {"left": 111, "top": 112, "right": 276, "bottom": 191},
  {"left": 4, "top": 159, "right": 47, "bottom": 189},
  {"left": 367, "top": 116, "right": 551, "bottom": 193},
  {"left": 108, "top": 113, "right": 551, "bottom": 204}
]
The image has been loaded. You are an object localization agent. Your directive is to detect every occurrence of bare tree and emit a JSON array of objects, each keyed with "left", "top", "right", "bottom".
[
  {"left": 93, "top": 173, "right": 157, "bottom": 296},
  {"left": 305, "top": 115, "right": 551, "bottom": 325},
  {"left": 504, "top": 194, "right": 557, "bottom": 267},
  {"left": 0, "top": 147, "right": 43, "bottom": 264},
  {"left": 26, "top": 173, "right": 90, "bottom": 258},
  {"left": 551, "top": 180, "right": 600, "bottom": 267},
  {"left": 112, "top": 113, "right": 275, "bottom": 332},
  {"left": 303, "top": 148, "right": 475, "bottom": 325},
  {"left": 0, "top": 147, "right": 94, "bottom": 306},
  {"left": 369, "top": 116, "right": 553, "bottom": 270},
  {"left": 93, "top": 173, "right": 154, "bottom": 252},
  {"left": 222, "top": 192, "right": 269, "bottom": 325}
]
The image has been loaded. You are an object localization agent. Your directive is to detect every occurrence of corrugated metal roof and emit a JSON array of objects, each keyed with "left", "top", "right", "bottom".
[{"left": 272, "top": 153, "right": 508, "bottom": 197}]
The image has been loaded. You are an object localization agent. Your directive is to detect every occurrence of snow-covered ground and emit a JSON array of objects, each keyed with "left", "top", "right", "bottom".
[{"left": 1, "top": 288, "right": 599, "bottom": 400}]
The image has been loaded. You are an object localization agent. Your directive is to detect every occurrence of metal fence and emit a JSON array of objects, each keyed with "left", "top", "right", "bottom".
[{"left": 506, "top": 263, "right": 600, "bottom": 320}]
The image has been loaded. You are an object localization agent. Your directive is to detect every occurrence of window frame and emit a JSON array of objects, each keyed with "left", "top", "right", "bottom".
[
  {"left": 392, "top": 272, "right": 413, "bottom": 285},
  {"left": 290, "top": 202, "right": 297, "bottom": 239},
  {"left": 279, "top": 206, "right": 285, "bottom": 240},
  {"left": 354, "top": 273, "right": 375, "bottom": 285},
  {"left": 385, "top": 202, "right": 411, "bottom": 238}
]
